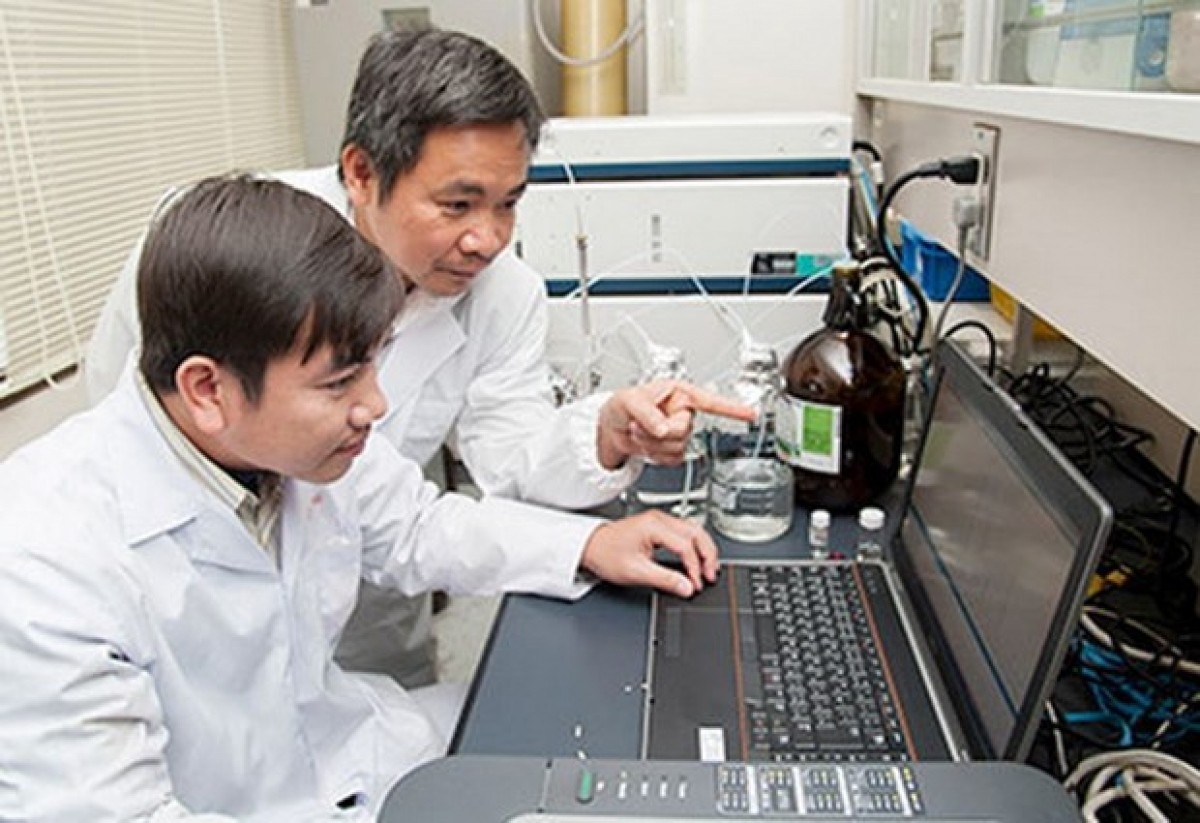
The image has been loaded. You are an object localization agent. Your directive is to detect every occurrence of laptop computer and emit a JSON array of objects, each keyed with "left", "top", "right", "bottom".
[{"left": 644, "top": 338, "right": 1113, "bottom": 764}]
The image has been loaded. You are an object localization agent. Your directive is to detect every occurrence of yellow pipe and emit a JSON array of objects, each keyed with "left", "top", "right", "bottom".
[{"left": 560, "top": 0, "right": 627, "bottom": 116}]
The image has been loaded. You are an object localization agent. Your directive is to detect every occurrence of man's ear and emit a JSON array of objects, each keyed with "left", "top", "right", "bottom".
[
  {"left": 173, "top": 355, "right": 237, "bottom": 435},
  {"left": 340, "top": 144, "right": 377, "bottom": 209}
]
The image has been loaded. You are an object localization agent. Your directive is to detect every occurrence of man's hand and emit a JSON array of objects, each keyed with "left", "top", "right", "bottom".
[
  {"left": 596, "top": 379, "right": 757, "bottom": 470},
  {"left": 579, "top": 510, "right": 719, "bottom": 599}
]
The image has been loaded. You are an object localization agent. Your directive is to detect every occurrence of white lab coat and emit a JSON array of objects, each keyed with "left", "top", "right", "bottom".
[
  {"left": 84, "top": 167, "right": 637, "bottom": 684},
  {"left": 0, "top": 372, "right": 599, "bottom": 822},
  {"left": 85, "top": 166, "right": 635, "bottom": 508}
]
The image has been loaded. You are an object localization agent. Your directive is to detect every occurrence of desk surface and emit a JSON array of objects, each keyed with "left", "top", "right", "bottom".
[{"left": 451, "top": 503, "right": 888, "bottom": 759}]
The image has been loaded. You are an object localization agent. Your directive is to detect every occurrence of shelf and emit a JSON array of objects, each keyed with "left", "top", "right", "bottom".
[
  {"left": 857, "top": 76, "right": 1200, "bottom": 145},
  {"left": 858, "top": 0, "right": 1200, "bottom": 145},
  {"left": 1006, "top": 0, "right": 1182, "bottom": 34}
]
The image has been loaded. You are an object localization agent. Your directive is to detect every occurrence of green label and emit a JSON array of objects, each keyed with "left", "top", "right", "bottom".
[
  {"left": 774, "top": 396, "right": 842, "bottom": 475},
  {"left": 801, "top": 405, "right": 835, "bottom": 457}
]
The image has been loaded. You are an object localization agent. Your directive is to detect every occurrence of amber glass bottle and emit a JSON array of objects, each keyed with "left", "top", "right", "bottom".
[{"left": 774, "top": 261, "right": 905, "bottom": 511}]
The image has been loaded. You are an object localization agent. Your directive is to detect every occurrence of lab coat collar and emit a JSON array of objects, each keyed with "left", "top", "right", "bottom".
[
  {"left": 377, "top": 288, "right": 469, "bottom": 426},
  {"left": 392, "top": 285, "right": 470, "bottom": 335},
  {"left": 106, "top": 371, "right": 275, "bottom": 574}
]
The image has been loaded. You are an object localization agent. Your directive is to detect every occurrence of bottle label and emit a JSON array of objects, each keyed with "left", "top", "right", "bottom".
[{"left": 775, "top": 396, "right": 842, "bottom": 475}]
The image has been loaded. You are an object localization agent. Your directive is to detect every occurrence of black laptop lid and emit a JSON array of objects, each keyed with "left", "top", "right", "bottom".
[{"left": 894, "top": 340, "right": 1113, "bottom": 760}]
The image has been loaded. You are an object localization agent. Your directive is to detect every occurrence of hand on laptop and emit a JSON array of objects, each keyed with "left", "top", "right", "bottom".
[
  {"left": 580, "top": 510, "right": 719, "bottom": 599},
  {"left": 596, "top": 379, "right": 757, "bottom": 470}
]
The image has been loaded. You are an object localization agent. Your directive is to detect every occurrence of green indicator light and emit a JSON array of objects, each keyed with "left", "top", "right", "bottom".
[{"left": 576, "top": 769, "right": 596, "bottom": 804}]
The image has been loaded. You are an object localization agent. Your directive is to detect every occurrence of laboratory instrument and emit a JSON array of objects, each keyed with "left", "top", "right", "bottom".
[{"left": 380, "top": 754, "right": 1086, "bottom": 822}]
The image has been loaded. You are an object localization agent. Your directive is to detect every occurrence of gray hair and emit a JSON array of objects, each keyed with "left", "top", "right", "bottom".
[{"left": 340, "top": 28, "right": 546, "bottom": 201}]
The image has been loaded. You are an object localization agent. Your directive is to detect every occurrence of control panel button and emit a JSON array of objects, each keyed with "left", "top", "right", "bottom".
[{"left": 575, "top": 769, "right": 595, "bottom": 804}]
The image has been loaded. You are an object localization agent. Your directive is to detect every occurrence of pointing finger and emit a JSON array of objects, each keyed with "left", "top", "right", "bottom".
[{"left": 666, "top": 383, "right": 757, "bottom": 423}]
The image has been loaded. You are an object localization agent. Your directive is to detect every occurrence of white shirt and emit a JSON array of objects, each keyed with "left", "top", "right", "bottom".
[{"left": 0, "top": 370, "right": 600, "bottom": 821}]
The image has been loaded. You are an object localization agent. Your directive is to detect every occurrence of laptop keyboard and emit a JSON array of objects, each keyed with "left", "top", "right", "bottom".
[{"left": 741, "top": 564, "right": 909, "bottom": 762}]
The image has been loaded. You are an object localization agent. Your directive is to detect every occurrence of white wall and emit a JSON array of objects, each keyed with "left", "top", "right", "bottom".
[
  {"left": 288, "top": 0, "right": 856, "bottom": 164},
  {"left": 643, "top": 0, "right": 855, "bottom": 115},
  {"left": 290, "top": 0, "right": 564, "bottom": 164}
]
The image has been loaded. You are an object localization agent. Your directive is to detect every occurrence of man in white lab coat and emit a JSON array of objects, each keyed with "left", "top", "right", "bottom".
[
  {"left": 84, "top": 28, "right": 749, "bottom": 689},
  {"left": 0, "top": 176, "right": 721, "bottom": 822}
]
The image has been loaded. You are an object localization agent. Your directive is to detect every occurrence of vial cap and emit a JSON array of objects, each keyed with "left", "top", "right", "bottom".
[
  {"left": 810, "top": 509, "right": 831, "bottom": 527},
  {"left": 858, "top": 506, "right": 885, "bottom": 530}
]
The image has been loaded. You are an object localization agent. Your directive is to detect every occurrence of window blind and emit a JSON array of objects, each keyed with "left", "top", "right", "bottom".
[{"left": 0, "top": 0, "right": 306, "bottom": 398}]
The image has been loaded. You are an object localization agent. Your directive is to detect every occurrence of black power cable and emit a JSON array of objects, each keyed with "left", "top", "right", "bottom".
[
  {"left": 873, "top": 155, "right": 983, "bottom": 354},
  {"left": 941, "top": 319, "right": 998, "bottom": 376},
  {"left": 852, "top": 139, "right": 882, "bottom": 162},
  {"left": 1167, "top": 428, "right": 1197, "bottom": 568},
  {"left": 1004, "top": 358, "right": 1200, "bottom": 623},
  {"left": 1009, "top": 358, "right": 1200, "bottom": 785}
]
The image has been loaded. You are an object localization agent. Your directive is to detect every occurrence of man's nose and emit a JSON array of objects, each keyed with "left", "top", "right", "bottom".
[
  {"left": 350, "top": 367, "right": 387, "bottom": 427},
  {"left": 460, "top": 213, "right": 509, "bottom": 259}
]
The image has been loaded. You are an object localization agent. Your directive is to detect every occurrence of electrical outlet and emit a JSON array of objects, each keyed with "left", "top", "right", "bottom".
[{"left": 968, "top": 123, "right": 1000, "bottom": 261}]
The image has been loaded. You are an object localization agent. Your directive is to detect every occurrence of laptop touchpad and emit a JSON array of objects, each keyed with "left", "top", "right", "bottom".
[{"left": 648, "top": 603, "right": 741, "bottom": 761}]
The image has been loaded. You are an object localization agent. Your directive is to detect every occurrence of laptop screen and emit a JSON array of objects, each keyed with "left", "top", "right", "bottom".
[{"left": 896, "top": 342, "right": 1111, "bottom": 760}]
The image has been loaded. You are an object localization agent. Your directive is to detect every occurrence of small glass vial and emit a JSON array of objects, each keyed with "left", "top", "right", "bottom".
[
  {"left": 629, "top": 344, "right": 709, "bottom": 524},
  {"left": 856, "top": 506, "right": 886, "bottom": 561},
  {"left": 808, "top": 509, "right": 831, "bottom": 560}
]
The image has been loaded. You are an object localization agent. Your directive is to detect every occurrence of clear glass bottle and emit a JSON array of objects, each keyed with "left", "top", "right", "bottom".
[
  {"left": 856, "top": 506, "right": 886, "bottom": 561},
  {"left": 710, "top": 341, "right": 780, "bottom": 461},
  {"left": 708, "top": 342, "right": 793, "bottom": 542},
  {"left": 775, "top": 261, "right": 906, "bottom": 512},
  {"left": 629, "top": 344, "right": 708, "bottom": 524},
  {"left": 708, "top": 457, "right": 793, "bottom": 543},
  {"left": 808, "top": 509, "right": 831, "bottom": 559}
]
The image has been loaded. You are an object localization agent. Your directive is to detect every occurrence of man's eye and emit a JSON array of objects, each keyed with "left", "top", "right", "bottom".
[
  {"left": 442, "top": 201, "right": 470, "bottom": 215},
  {"left": 324, "top": 374, "right": 356, "bottom": 391}
]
